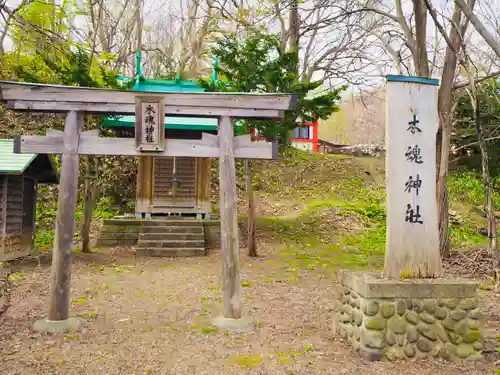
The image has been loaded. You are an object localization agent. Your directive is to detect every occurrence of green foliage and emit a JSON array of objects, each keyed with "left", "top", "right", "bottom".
[
  {"left": 35, "top": 230, "right": 55, "bottom": 250},
  {"left": 9, "top": 0, "right": 70, "bottom": 55},
  {"left": 93, "top": 196, "right": 119, "bottom": 219},
  {"left": 449, "top": 170, "right": 500, "bottom": 210},
  {"left": 450, "top": 223, "right": 487, "bottom": 248},
  {"left": 200, "top": 32, "right": 344, "bottom": 144},
  {"left": 453, "top": 78, "right": 500, "bottom": 176},
  {"left": 11, "top": 47, "right": 121, "bottom": 89},
  {"left": 1, "top": 9, "right": 134, "bottom": 245}
]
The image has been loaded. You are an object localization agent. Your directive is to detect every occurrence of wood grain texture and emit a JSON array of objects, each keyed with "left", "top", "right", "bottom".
[
  {"left": 46, "top": 129, "right": 63, "bottom": 136},
  {"left": 234, "top": 134, "right": 252, "bottom": 148},
  {"left": 218, "top": 116, "right": 241, "bottom": 319},
  {"left": 5, "top": 175, "right": 23, "bottom": 254},
  {"left": 16, "top": 134, "right": 276, "bottom": 159},
  {"left": 0, "top": 81, "right": 296, "bottom": 110},
  {"left": 152, "top": 157, "right": 197, "bottom": 207},
  {"left": 47, "top": 111, "right": 83, "bottom": 321},
  {"left": 383, "top": 80, "right": 442, "bottom": 278},
  {"left": 136, "top": 156, "right": 146, "bottom": 214},
  {"left": 0, "top": 248, "right": 30, "bottom": 261},
  {"left": 135, "top": 96, "right": 165, "bottom": 152},
  {"left": 196, "top": 158, "right": 212, "bottom": 214},
  {"left": 7, "top": 100, "right": 285, "bottom": 119},
  {"left": 144, "top": 156, "right": 154, "bottom": 213}
]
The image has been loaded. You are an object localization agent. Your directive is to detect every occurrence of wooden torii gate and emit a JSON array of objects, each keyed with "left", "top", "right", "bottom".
[{"left": 0, "top": 81, "right": 297, "bottom": 332}]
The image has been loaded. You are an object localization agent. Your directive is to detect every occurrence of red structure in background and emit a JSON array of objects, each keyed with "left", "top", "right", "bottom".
[{"left": 251, "top": 120, "right": 319, "bottom": 152}]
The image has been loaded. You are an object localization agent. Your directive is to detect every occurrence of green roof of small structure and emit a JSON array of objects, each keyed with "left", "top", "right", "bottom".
[
  {"left": 0, "top": 139, "right": 37, "bottom": 173},
  {"left": 104, "top": 76, "right": 218, "bottom": 130},
  {"left": 133, "top": 78, "right": 206, "bottom": 93},
  {"left": 102, "top": 115, "right": 218, "bottom": 130}
]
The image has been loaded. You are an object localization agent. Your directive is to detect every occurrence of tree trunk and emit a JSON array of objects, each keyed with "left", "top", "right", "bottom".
[
  {"left": 435, "top": 2, "right": 464, "bottom": 258},
  {"left": 288, "top": 0, "right": 299, "bottom": 53},
  {"left": 470, "top": 94, "right": 498, "bottom": 255},
  {"left": 454, "top": 0, "right": 500, "bottom": 58},
  {"left": 81, "top": 156, "right": 99, "bottom": 253},
  {"left": 474, "top": 100, "right": 498, "bottom": 258},
  {"left": 412, "top": 0, "right": 430, "bottom": 77},
  {"left": 0, "top": 29, "right": 7, "bottom": 57},
  {"left": 466, "top": 80, "right": 499, "bottom": 287},
  {"left": 245, "top": 159, "right": 257, "bottom": 257}
]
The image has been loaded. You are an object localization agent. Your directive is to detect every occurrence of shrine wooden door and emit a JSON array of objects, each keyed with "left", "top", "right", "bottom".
[{"left": 152, "top": 156, "right": 197, "bottom": 213}]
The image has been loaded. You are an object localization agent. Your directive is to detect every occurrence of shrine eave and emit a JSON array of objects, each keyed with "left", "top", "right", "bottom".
[
  {"left": 102, "top": 115, "right": 219, "bottom": 131},
  {"left": 386, "top": 75, "right": 440, "bottom": 86}
]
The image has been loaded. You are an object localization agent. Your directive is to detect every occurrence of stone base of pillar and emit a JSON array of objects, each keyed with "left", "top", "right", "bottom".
[
  {"left": 212, "top": 316, "right": 254, "bottom": 333},
  {"left": 334, "top": 270, "right": 483, "bottom": 361},
  {"left": 33, "top": 317, "right": 81, "bottom": 333}
]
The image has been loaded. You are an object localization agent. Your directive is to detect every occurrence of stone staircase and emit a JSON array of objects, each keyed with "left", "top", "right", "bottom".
[{"left": 135, "top": 220, "right": 206, "bottom": 257}]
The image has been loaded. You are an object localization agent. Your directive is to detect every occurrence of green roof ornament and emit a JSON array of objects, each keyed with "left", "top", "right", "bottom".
[
  {"left": 212, "top": 56, "right": 219, "bottom": 83},
  {"left": 103, "top": 52, "right": 224, "bottom": 131},
  {"left": 135, "top": 50, "right": 143, "bottom": 80}
]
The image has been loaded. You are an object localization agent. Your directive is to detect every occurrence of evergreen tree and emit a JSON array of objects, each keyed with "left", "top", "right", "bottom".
[{"left": 201, "top": 32, "right": 345, "bottom": 144}]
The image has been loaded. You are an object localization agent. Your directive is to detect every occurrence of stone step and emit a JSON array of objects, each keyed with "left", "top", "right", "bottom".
[
  {"left": 139, "top": 233, "right": 204, "bottom": 241},
  {"left": 136, "top": 239, "right": 205, "bottom": 248},
  {"left": 136, "top": 248, "right": 206, "bottom": 257},
  {"left": 140, "top": 226, "right": 203, "bottom": 234},
  {"left": 140, "top": 220, "right": 203, "bottom": 227}
]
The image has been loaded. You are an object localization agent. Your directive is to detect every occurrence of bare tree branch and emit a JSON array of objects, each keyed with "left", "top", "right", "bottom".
[{"left": 454, "top": 0, "right": 500, "bottom": 58}]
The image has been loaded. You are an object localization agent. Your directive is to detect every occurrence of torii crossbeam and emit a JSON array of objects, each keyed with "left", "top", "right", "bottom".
[{"left": 0, "top": 80, "right": 297, "bottom": 332}]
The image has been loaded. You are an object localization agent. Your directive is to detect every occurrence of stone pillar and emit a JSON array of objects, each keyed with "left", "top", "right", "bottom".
[{"left": 383, "top": 75, "right": 442, "bottom": 278}]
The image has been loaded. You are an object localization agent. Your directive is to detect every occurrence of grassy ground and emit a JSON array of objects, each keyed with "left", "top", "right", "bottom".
[
  {"left": 247, "top": 150, "right": 494, "bottom": 275},
  {"left": 1, "top": 150, "right": 498, "bottom": 375}
]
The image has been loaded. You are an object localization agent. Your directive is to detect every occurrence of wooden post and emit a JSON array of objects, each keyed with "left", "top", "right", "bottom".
[
  {"left": 47, "top": 111, "right": 83, "bottom": 321},
  {"left": 82, "top": 156, "right": 99, "bottom": 253},
  {"left": 218, "top": 116, "right": 241, "bottom": 319},
  {"left": 383, "top": 76, "right": 442, "bottom": 279},
  {"left": 245, "top": 159, "right": 257, "bottom": 257}
]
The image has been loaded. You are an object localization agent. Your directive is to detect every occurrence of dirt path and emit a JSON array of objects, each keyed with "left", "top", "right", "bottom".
[{"left": 0, "top": 248, "right": 495, "bottom": 375}]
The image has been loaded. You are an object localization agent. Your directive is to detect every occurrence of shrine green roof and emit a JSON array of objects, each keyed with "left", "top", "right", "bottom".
[
  {"left": 103, "top": 76, "right": 218, "bottom": 130},
  {"left": 102, "top": 115, "right": 218, "bottom": 131},
  {"left": 132, "top": 78, "right": 206, "bottom": 93}
]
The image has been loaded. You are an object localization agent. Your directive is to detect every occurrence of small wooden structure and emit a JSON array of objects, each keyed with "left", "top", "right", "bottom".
[
  {"left": 101, "top": 74, "right": 231, "bottom": 218},
  {"left": 102, "top": 116, "right": 218, "bottom": 218},
  {"left": 0, "top": 139, "right": 57, "bottom": 261}
]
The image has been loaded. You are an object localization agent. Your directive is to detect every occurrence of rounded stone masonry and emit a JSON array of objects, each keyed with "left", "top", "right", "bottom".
[{"left": 334, "top": 270, "right": 482, "bottom": 362}]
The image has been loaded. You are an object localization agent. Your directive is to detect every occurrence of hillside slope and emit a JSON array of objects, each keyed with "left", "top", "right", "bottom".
[{"left": 226, "top": 149, "right": 493, "bottom": 274}]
